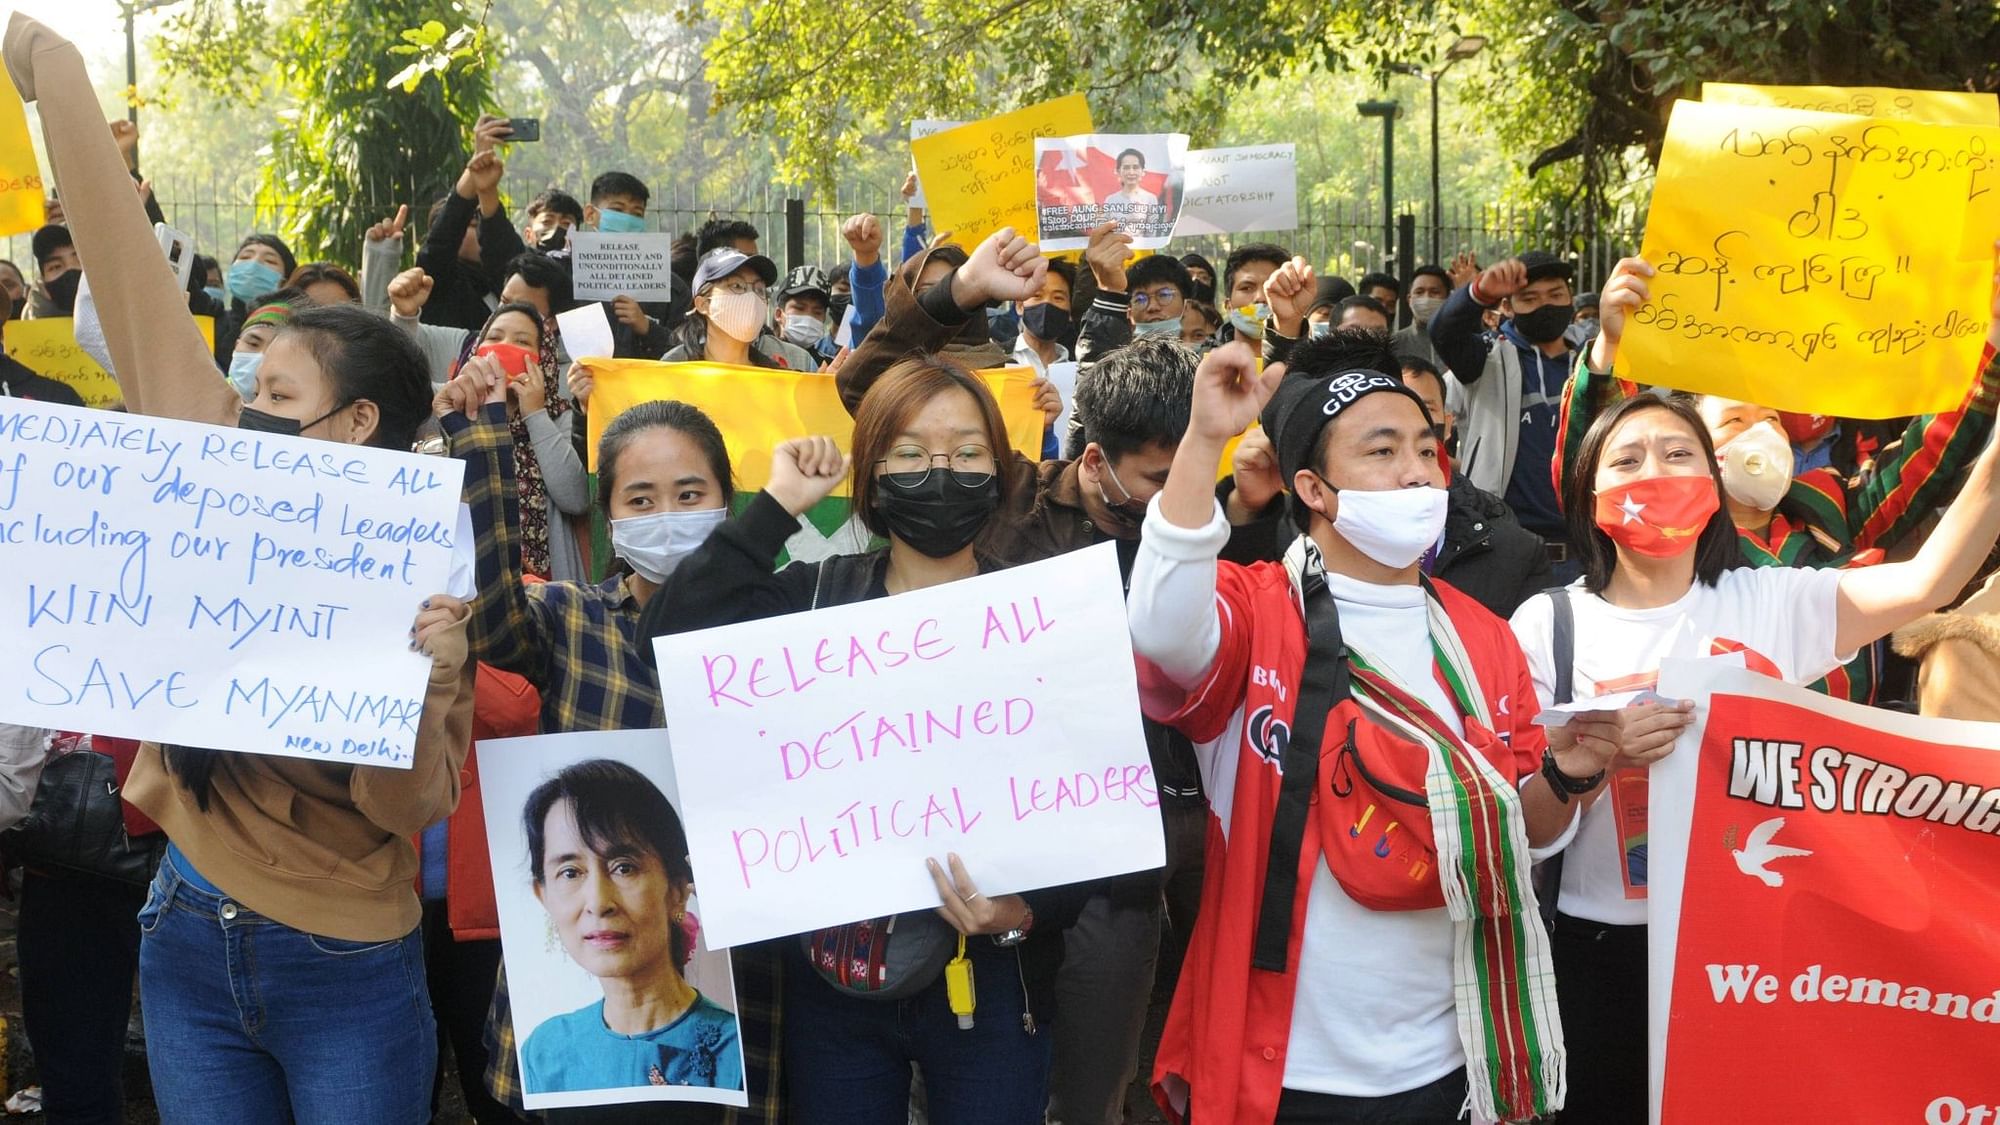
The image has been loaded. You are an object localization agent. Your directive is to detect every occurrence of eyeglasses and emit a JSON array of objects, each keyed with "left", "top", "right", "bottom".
[
  {"left": 877, "top": 443, "right": 997, "bottom": 487},
  {"left": 709, "top": 280, "right": 770, "bottom": 300},
  {"left": 1129, "top": 287, "right": 1184, "bottom": 312}
]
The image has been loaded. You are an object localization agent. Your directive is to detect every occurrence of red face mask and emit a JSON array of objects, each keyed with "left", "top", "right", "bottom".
[
  {"left": 1780, "top": 411, "right": 1833, "bottom": 445},
  {"left": 1593, "top": 475, "right": 1720, "bottom": 558},
  {"left": 474, "top": 341, "right": 537, "bottom": 378}
]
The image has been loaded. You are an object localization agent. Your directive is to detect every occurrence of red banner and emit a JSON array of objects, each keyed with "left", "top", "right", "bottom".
[{"left": 1650, "top": 660, "right": 2000, "bottom": 1125}]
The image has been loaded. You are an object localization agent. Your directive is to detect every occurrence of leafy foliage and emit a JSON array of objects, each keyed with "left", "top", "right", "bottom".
[{"left": 155, "top": 0, "right": 496, "bottom": 264}]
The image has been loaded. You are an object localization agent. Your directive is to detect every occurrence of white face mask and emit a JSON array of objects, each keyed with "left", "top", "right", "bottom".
[
  {"left": 706, "top": 290, "right": 768, "bottom": 344},
  {"left": 227, "top": 350, "right": 264, "bottom": 400},
  {"left": 609, "top": 508, "right": 729, "bottom": 583},
  {"left": 1409, "top": 295, "right": 1445, "bottom": 326},
  {"left": 1719, "top": 420, "right": 1795, "bottom": 512},
  {"left": 1328, "top": 485, "right": 1451, "bottom": 569},
  {"left": 781, "top": 313, "right": 826, "bottom": 348}
]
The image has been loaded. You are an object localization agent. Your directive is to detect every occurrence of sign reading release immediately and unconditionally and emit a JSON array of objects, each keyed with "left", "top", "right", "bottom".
[
  {"left": 0, "top": 399, "right": 463, "bottom": 767},
  {"left": 653, "top": 542, "right": 1163, "bottom": 949},
  {"left": 568, "top": 231, "right": 677, "bottom": 303}
]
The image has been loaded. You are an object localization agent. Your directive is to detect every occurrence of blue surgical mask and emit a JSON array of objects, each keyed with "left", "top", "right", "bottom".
[
  {"left": 1228, "top": 302, "right": 1269, "bottom": 340},
  {"left": 225, "top": 259, "right": 283, "bottom": 305},
  {"left": 1132, "top": 317, "right": 1182, "bottom": 338},
  {"left": 596, "top": 208, "right": 647, "bottom": 234},
  {"left": 227, "top": 351, "right": 263, "bottom": 400},
  {"left": 203, "top": 285, "right": 227, "bottom": 307}
]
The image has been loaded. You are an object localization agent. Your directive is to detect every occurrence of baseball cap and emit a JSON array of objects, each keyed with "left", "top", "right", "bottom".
[
  {"left": 777, "top": 265, "right": 831, "bottom": 305},
  {"left": 692, "top": 247, "right": 778, "bottom": 293},
  {"left": 1517, "top": 250, "right": 1575, "bottom": 285}
]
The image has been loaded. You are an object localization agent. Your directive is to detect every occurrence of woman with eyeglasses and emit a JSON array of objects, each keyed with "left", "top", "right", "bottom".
[
  {"left": 640, "top": 355, "right": 1089, "bottom": 1124},
  {"left": 663, "top": 247, "right": 818, "bottom": 371}
]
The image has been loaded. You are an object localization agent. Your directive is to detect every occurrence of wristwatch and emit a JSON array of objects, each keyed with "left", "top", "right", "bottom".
[
  {"left": 991, "top": 904, "right": 1036, "bottom": 948},
  {"left": 1541, "top": 748, "right": 1605, "bottom": 803}
]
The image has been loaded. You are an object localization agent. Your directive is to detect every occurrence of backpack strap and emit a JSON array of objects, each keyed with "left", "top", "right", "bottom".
[
  {"left": 1252, "top": 568, "right": 1349, "bottom": 973},
  {"left": 1549, "top": 587, "right": 1574, "bottom": 706},
  {"left": 1535, "top": 586, "right": 1574, "bottom": 929}
]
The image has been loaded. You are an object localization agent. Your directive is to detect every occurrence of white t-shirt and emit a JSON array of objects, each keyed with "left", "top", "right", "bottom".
[
  {"left": 1281, "top": 571, "right": 1463, "bottom": 1095},
  {"left": 1507, "top": 566, "right": 1848, "bottom": 925}
]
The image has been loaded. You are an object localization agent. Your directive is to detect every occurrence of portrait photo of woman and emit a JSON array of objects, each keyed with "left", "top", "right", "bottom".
[{"left": 512, "top": 755, "right": 745, "bottom": 1102}]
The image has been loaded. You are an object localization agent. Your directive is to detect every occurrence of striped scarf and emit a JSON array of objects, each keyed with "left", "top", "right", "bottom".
[{"left": 1285, "top": 539, "right": 1566, "bottom": 1122}]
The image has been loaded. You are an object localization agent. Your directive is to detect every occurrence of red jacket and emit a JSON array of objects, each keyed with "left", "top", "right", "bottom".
[
  {"left": 416, "top": 663, "right": 541, "bottom": 941},
  {"left": 1139, "top": 562, "right": 1545, "bottom": 1125}
]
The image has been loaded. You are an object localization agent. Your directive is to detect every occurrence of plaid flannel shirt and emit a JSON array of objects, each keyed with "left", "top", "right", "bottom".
[{"left": 446, "top": 403, "right": 783, "bottom": 1120}]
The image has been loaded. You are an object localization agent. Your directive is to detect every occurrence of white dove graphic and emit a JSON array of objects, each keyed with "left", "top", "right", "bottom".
[{"left": 1732, "top": 817, "right": 1813, "bottom": 887}]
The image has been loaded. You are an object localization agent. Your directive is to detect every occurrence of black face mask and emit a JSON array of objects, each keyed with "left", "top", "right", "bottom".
[
  {"left": 871, "top": 467, "right": 1001, "bottom": 558},
  {"left": 44, "top": 271, "right": 80, "bottom": 316},
  {"left": 536, "top": 226, "right": 572, "bottom": 252},
  {"left": 828, "top": 295, "right": 851, "bottom": 326},
  {"left": 1021, "top": 302, "right": 1071, "bottom": 343},
  {"left": 6, "top": 296, "right": 22, "bottom": 320},
  {"left": 237, "top": 402, "right": 348, "bottom": 437},
  {"left": 1094, "top": 459, "right": 1149, "bottom": 538},
  {"left": 1511, "top": 302, "right": 1573, "bottom": 344}
]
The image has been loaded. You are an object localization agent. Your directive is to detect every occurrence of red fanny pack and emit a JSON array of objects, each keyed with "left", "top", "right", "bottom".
[{"left": 1315, "top": 699, "right": 1514, "bottom": 912}]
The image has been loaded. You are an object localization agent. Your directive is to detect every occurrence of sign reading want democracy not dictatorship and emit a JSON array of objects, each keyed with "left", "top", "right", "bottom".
[
  {"left": 653, "top": 543, "right": 1163, "bottom": 949},
  {"left": 0, "top": 399, "right": 463, "bottom": 767},
  {"left": 1649, "top": 660, "right": 2000, "bottom": 1125}
]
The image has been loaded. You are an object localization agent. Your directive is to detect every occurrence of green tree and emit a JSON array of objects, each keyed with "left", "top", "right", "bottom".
[{"left": 154, "top": 0, "right": 496, "bottom": 264}]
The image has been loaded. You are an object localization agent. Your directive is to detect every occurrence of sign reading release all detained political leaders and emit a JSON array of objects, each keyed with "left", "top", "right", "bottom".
[
  {"left": 0, "top": 399, "right": 463, "bottom": 767},
  {"left": 653, "top": 542, "right": 1163, "bottom": 948}
]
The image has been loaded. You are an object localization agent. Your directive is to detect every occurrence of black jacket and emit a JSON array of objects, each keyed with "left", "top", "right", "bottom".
[
  {"left": 1432, "top": 474, "right": 1553, "bottom": 618},
  {"left": 1218, "top": 474, "right": 1551, "bottom": 619},
  {"left": 638, "top": 490, "right": 1094, "bottom": 1029},
  {"left": 0, "top": 353, "right": 85, "bottom": 406},
  {"left": 416, "top": 191, "right": 506, "bottom": 332}
]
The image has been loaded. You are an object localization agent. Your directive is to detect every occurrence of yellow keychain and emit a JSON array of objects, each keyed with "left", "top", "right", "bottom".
[{"left": 944, "top": 933, "right": 976, "bottom": 1029}]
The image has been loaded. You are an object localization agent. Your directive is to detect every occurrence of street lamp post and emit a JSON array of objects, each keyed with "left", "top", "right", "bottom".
[
  {"left": 1423, "top": 35, "right": 1486, "bottom": 263},
  {"left": 121, "top": 0, "right": 182, "bottom": 172},
  {"left": 1357, "top": 100, "right": 1398, "bottom": 272}
]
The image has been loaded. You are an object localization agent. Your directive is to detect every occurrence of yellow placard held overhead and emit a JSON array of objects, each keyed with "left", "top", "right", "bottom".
[
  {"left": 581, "top": 361, "right": 1048, "bottom": 488},
  {"left": 4, "top": 317, "right": 216, "bottom": 408},
  {"left": 1702, "top": 82, "right": 1999, "bottom": 126},
  {"left": 1620, "top": 100, "right": 2000, "bottom": 419},
  {"left": 911, "top": 94, "right": 1094, "bottom": 251},
  {"left": 0, "top": 71, "right": 46, "bottom": 238}
]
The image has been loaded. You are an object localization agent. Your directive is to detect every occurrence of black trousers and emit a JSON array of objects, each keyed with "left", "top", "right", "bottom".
[
  {"left": 17, "top": 867, "right": 145, "bottom": 1125},
  {"left": 1272, "top": 1068, "right": 1468, "bottom": 1124},
  {"left": 1551, "top": 913, "right": 1648, "bottom": 1124},
  {"left": 421, "top": 901, "right": 525, "bottom": 1125}
]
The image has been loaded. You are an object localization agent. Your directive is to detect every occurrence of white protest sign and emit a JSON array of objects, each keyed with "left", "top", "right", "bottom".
[
  {"left": 1046, "top": 360, "right": 1079, "bottom": 451},
  {"left": 908, "top": 119, "right": 964, "bottom": 211},
  {"left": 1173, "top": 144, "right": 1299, "bottom": 237},
  {"left": 1035, "top": 133, "right": 1189, "bottom": 252},
  {"left": 0, "top": 399, "right": 463, "bottom": 767},
  {"left": 553, "top": 302, "right": 616, "bottom": 361},
  {"left": 654, "top": 542, "right": 1162, "bottom": 948},
  {"left": 569, "top": 232, "right": 677, "bottom": 303}
]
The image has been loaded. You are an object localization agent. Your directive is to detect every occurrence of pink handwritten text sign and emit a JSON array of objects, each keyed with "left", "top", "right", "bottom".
[{"left": 653, "top": 542, "right": 1162, "bottom": 948}]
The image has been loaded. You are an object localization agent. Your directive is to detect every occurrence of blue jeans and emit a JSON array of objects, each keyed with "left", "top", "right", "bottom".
[
  {"left": 136, "top": 852, "right": 437, "bottom": 1125},
  {"left": 785, "top": 943, "right": 1052, "bottom": 1125}
]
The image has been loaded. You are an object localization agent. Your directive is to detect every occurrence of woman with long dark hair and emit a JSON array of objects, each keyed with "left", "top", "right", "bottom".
[
  {"left": 642, "top": 355, "right": 1091, "bottom": 1123},
  {"left": 518, "top": 759, "right": 741, "bottom": 1094},
  {"left": 1509, "top": 388, "right": 2000, "bottom": 1122}
]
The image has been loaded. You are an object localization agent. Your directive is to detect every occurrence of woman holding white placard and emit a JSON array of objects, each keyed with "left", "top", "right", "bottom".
[{"left": 643, "top": 344, "right": 1095, "bottom": 1124}]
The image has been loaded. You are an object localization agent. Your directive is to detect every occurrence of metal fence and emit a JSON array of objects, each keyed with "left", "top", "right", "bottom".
[{"left": 5, "top": 181, "right": 1640, "bottom": 296}]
